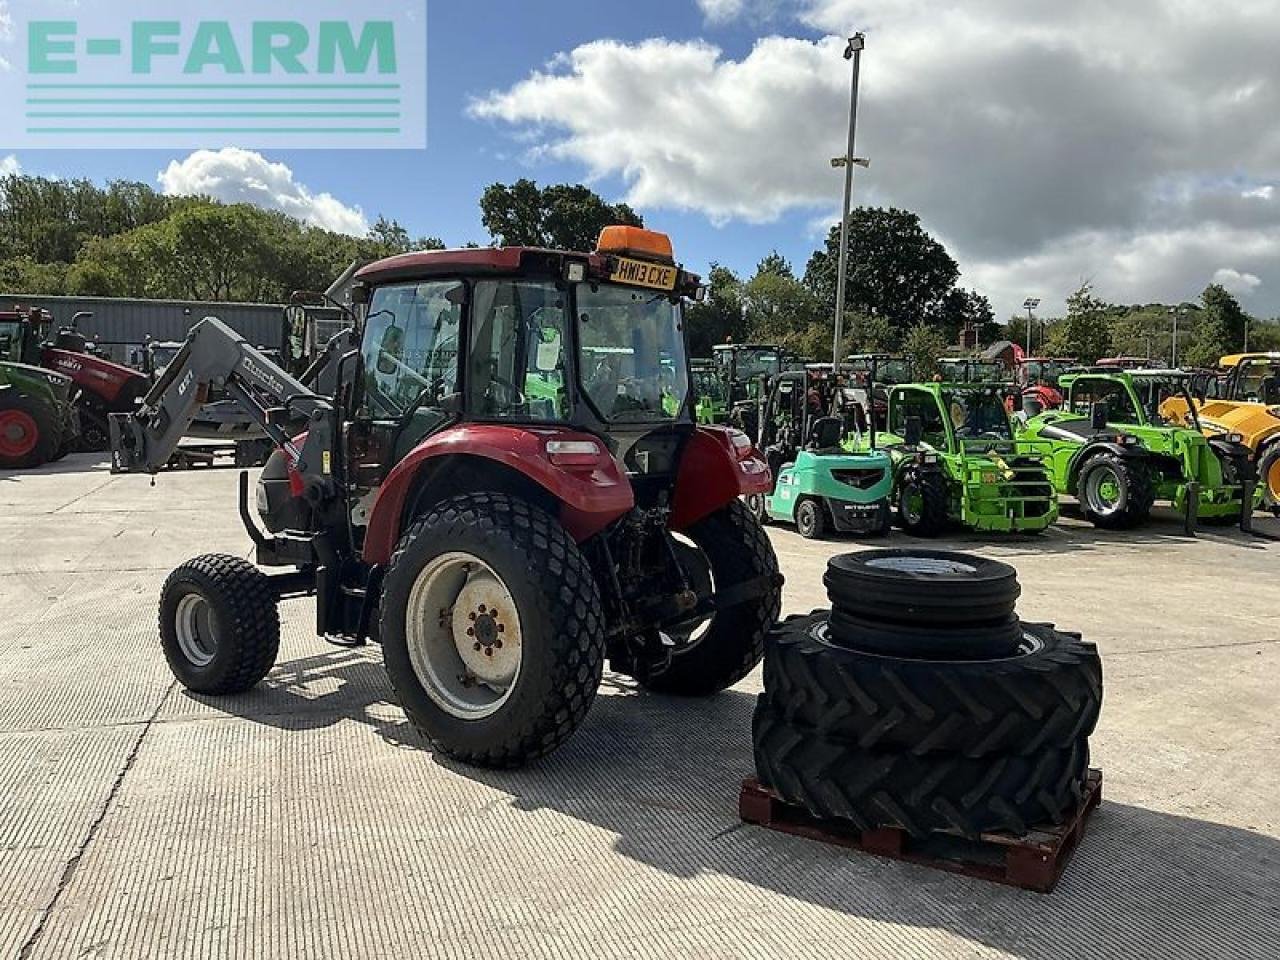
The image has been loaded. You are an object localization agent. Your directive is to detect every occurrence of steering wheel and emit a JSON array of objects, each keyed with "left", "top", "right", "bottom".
[{"left": 485, "top": 374, "right": 526, "bottom": 411}]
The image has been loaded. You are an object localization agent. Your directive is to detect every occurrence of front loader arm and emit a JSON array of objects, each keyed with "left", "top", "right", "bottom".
[{"left": 109, "top": 316, "right": 332, "bottom": 475}]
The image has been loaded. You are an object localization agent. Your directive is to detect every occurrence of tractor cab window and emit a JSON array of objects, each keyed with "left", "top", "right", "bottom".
[
  {"left": 468, "top": 280, "right": 570, "bottom": 421},
  {"left": 945, "top": 389, "right": 1012, "bottom": 443},
  {"left": 889, "top": 390, "right": 948, "bottom": 448},
  {"left": 1238, "top": 360, "right": 1280, "bottom": 403},
  {"left": 359, "top": 281, "right": 464, "bottom": 420},
  {"left": 0, "top": 320, "right": 18, "bottom": 362},
  {"left": 1069, "top": 379, "right": 1140, "bottom": 423},
  {"left": 577, "top": 284, "right": 690, "bottom": 422}
]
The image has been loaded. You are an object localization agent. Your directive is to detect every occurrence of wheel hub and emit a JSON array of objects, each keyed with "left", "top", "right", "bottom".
[
  {"left": 0, "top": 410, "right": 38, "bottom": 458},
  {"left": 452, "top": 574, "right": 519, "bottom": 687}
]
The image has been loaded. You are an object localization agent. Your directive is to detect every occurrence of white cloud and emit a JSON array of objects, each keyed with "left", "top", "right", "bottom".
[
  {"left": 0, "top": 154, "right": 18, "bottom": 176},
  {"left": 1242, "top": 185, "right": 1274, "bottom": 200},
  {"left": 475, "top": 3, "right": 1280, "bottom": 318},
  {"left": 157, "top": 148, "right": 369, "bottom": 236},
  {"left": 697, "top": 0, "right": 746, "bottom": 22},
  {"left": 1212, "top": 267, "right": 1262, "bottom": 295}
]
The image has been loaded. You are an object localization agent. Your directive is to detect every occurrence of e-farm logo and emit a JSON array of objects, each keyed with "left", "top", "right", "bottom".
[{"left": 4, "top": 1, "right": 426, "bottom": 149}]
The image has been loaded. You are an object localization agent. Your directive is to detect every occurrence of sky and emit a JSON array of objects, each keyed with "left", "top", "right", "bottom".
[{"left": 3, "top": 0, "right": 1280, "bottom": 322}]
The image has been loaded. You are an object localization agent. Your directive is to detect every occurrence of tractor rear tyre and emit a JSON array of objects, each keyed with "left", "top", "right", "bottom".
[
  {"left": 895, "top": 468, "right": 949, "bottom": 537},
  {"left": 0, "top": 394, "right": 59, "bottom": 469},
  {"left": 1260, "top": 444, "right": 1280, "bottom": 516},
  {"left": 379, "top": 493, "right": 606, "bottom": 768},
  {"left": 761, "top": 613, "right": 1102, "bottom": 756},
  {"left": 158, "top": 554, "right": 280, "bottom": 694},
  {"left": 640, "top": 500, "right": 781, "bottom": 696},
  {"left": 795, "top": 498, "right": 826, "bottom": 540},
  {"left": 1078, "top": 452, "right": 1154, "bottom": 529},
  {"left": 823, "top": 549, "right": 1020, "bottom": 627},
  {"left": 752, "top": 702, "right": 1090, "bottom": 839}
]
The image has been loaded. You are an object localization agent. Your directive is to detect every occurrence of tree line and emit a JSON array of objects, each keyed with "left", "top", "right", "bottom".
[{"left": 2, "top": 171, "right": 1274, "bottom": 366}]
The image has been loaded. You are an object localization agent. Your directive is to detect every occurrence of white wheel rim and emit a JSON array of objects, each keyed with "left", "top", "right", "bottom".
[
  {"left": 865, "top": 556, "right": 978, "bottom": 576},
  {"left": 1085, "top": 466, "right": 1125, "bottom": 517},
  {"left": 405, "top": 552, "right": 523, "bottom": 720},
  {"left": 175, "top": 593, "right": 218, "bottom": 667}
]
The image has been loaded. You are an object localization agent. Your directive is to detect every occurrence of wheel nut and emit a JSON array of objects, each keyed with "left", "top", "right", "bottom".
[
  {"left": 497, "top": 623, "right": 505, "bottom": 633},
  {"left": 469, "top": 612, "right": 477, "bottom": 621},
  {"left": 473, "top": 642, "right": 482, "bottom": 651},
  {"left": 495, "top": 639, "right": 503, "bottom": 649},
  {"left": 484, "top": 648, "right": 493, "bottom": 657},
  {"left": 467, "top": 627, "right": 474, "bottom": 636},
  {"left": 479, "top": 604, "right": 487, "bottom": 613}
]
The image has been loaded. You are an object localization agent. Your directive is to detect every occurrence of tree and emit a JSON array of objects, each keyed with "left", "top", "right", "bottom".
[
  {"left": 936, "top": 287, "right": 994, "bottom": 344},
  {"left": 1189, "top": 284, "right": 1250, "bottom": 362},
  {"left": 804, "top": 207, "right": 959, "bottom": 333},
  {"left": 742, "top": 268, "right": 828, "bottom": 358},
  {"left": 755, "top": 251, "right": 794, "bottom": 279},
  {"left": 479, "top": 179, "right": 642, "bottom": 251},
  {"left": 684, "top": 264, "right": 745, "bottom": 356},
  {"left": 1045, "top": 284, "right": 1113, "bottom": 362},
  {"left": 902, "top": 323, "right": 950, "bottom": 380}
]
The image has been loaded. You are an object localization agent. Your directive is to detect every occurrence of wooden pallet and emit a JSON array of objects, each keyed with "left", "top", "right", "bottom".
[{"left": 739, "top": 768, "right": 1102, "bottom": 893}]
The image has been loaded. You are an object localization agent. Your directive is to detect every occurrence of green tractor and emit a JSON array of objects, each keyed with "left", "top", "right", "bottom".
[
  {"left": 850, "top": 379, "right": 1058, "bottom": 536},
  {"left": 692, "top": 357, "right": 727, "bottom": 424},
  {"left": 747, "top": 368, "right": 893, "bottom": 538},
  {"left": 1016, "top": 369, "right": 1254, "bottom": 530},
  {"left": 0, "top": 361, "right": 78, "bottom": 469}
]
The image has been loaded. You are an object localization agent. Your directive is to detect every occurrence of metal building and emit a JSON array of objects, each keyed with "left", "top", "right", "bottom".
[{"left": 0, "top": 293, "right": 286, "bottom": 367}]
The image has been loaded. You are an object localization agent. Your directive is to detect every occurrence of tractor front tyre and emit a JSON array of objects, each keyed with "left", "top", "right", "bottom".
[
  {"left": 1256, "top": 444, "right": 1280, "bottom": 517},
  {"left": 795, "top": 498, "right": 827, "bottom": 540},
  {"left": 379, "top": 493, "right": 606, "bottom": 768},
  {"left": 77, "top": 407, "right": 110, "bottom": 452},
  {"left": 640, "top": 500, "right": 782, "bottom": 697},
  {"left": 158, "top": 554, "right": 280, "bottom": 694},
  {"left": 896, "top": 469, "right": 949, "bottom": 537},
  {"left": 1078, "top": 453, "right": 1154, "bottom": 529},
  {"left": 0, "top": 394, "right": 59, "bottom": 469},
  {"left": 744, "top": 492, "right": 770, "bottom": 525}
]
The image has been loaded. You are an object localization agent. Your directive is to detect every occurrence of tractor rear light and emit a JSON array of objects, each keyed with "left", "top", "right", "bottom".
[{"left": 546, "top": 439, "right": 602, "bottom": 467}]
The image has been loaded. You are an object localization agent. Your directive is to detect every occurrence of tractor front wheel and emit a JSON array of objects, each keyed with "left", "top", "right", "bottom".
[
  {"left": 1258, "top": 444, "right": 1280, "bottom": 516},
  {"left": 795, "top": 498, "right": 826, "bottom": 539},
  {"left": 1078, "top": 453, "right": 1154, "bottom": 529},
  {"left": 0, "top": 394, "right": 59, "bottom": 469},
  {"left": 380, "top": 493, "right": 605, "bottom": 767},
  {"left": 896, "top": 469, "right": 949, "bottom": 537},
  {"left": 640, "top": 500, "right": 781, "bottom": 696}
]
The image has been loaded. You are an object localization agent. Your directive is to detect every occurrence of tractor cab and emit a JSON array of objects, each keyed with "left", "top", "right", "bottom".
[{"left": 746, "top": 368, "right": 893, "bottom": 538}]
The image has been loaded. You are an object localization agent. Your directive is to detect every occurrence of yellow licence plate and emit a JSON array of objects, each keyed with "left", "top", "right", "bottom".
[{"left": 609, "top": 256, "right": 677, "bottom": 291}]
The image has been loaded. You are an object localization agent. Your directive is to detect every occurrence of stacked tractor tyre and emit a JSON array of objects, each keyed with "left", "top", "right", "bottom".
[{"left": 753, "top": 549, "right": 1102, "bottom": 840}]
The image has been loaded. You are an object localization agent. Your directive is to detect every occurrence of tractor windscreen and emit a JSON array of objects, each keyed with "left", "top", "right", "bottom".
[
  {"left": 733, "top": 348, "right": 782, "bottom": 380},
  {"left": 577, "top": 284, "right": 690, "bottom": 422},
  {"left": 945, "top": 388, "right": 1013, "bottom": 444}
]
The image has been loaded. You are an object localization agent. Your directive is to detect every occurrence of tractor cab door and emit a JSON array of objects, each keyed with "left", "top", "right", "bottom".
[
  {"left": 887, "top": 387, "right": 949, "bottom": 452},
  {"left": 1066, "top": 377, "right": 1143, "bottom": 426},
  {"left": 346, "top": 280, "right": 466, "bottom": 487}
]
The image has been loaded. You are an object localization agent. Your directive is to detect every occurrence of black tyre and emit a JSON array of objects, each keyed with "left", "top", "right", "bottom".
[
  {"left": 0, "top": 393, "right": 60, "bottom": 469},
  {"left": 744, "top": 492, "right": 770, "bottom": 525},
  {"left": 826, "top": 607, "right": 1025, "bottom": 659},
  {"left": 77, "top": 406, "right": 110, "bottom": 452},
  {"left": 1077, "top": 452, "right": 1154, "bottom": 529},
  {"left": 753, "top": 703, "right": 1090, "bottom": 839},
  {"left": 895, "top": 468, "right": 949, "bottom": 537},
  {"left": 1260, "top": 444, "right": 1280, "bottom": 516},
  {"left": 823, "top": 549, "right": 1020, "bottom": 627},
  {"left": 640, "top": 499, "right": 781, "bottom": 696},
  {"left": 761, "top": 613, "right": 1102, "bottom": 756},
  {"left": 795, "top": 498, "right": 826, "bottom": 539},
  {"left": 379, "top": 493, "right": 605, "bottom": 767},
  {"left": 159, "top": 554, "right": 280, "bottom": 694}
]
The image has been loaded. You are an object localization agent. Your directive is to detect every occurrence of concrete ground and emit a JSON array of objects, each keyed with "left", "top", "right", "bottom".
[{"left": 1, "top": 453, "right": 1277, "bottom": 959}]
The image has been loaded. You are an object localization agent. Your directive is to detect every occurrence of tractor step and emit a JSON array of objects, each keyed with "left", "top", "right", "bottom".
[{"left": 738, "top": 768, "right": 1102, "bottom": 893}]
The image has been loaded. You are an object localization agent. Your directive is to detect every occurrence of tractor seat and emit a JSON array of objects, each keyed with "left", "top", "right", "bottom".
[
  {"left": 1038, "top": 419, "right": 1107, "bottom": 442},
  {"left": 806, "top": 416, "right": 844, "bottom": 453}
]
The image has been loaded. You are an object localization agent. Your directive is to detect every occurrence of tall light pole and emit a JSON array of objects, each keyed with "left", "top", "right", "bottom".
[
  {"left": 831, "top": 32, "right": 866, "bottom": 367},
  {"left": 1169, "top": 306, "right": 1180, "bottom": 367},
  {"left": 1023, "top": 297, "right": 1040, "bottom": 355}
]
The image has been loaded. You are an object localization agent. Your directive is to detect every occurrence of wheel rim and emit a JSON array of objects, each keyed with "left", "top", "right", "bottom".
[
  {"left": 1085, "top": 466, "right": 1125, "bottom": 516},
  {"left": 797, "top": 502, "right": 816, "bottom": 534},
  {"left": 901, "top": 485, "right": 923, "bottom": 525},
  {"left": 865, "top": 556, "right": 978, "bottom": 576},
  {"left": 1267, "top": 457, "right": 1280, "bottom": 502},
  {"left": 745, "top": 493, "right": 765, "bottom": 520},
  {"left": 0, "top": 410, "right": 39, "bottom": 459},
  {"left": 175, "top": 593, "right": 218, "bottom": 667},
  {"left": 405, "top": 552, "right": 522, "bottom": 720}
]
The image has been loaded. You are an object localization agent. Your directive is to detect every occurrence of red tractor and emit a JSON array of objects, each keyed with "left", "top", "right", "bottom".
[
  {"left": 1, "top": 307, "right": 150, "bottom": 450},
  {"left": 111, "top": 226, "right": 782, "bottom": 767}
]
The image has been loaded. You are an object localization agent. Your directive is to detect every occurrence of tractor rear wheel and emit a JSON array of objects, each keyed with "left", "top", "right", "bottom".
[
  {"left": 1078, "top": 453, "right": 1154, "bottom": 529},
  {"left": 1257, "top": 444, "right": 1280, "bottom": 516},
  {"left": 795, "top": 498, "right": 826, "bottom": 539},
  {"left": 159, "top": 554, "right": 280, "bottom": 694},
  {"left": 640, "top": 500, "right": 781, "bottom": 696},
  {"left": 380, "top": 493, "right": 605, "bottom": 767},
  {"left": 0, "top": 394, "right": 59, "bottom": 469},
  {"left": 895, "top": 468, "right": 949, "bottom": 537}
]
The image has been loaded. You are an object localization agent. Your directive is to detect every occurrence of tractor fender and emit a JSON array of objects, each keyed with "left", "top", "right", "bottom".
[
  {"left": 669, "top": 425, "right": 771, "bottom": 530},
  {"left": 362, "top": 424, "right": 634, "bottom": 565},
  {"left": 1067, "top": 440, "right": 1147, "bottom": 488},
  {"left": 40, "top": 347, "right": 147, "bottom": 409}
]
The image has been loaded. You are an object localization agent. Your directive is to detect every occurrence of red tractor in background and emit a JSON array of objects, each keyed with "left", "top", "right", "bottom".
[
  {"left": 1, "top": 306, "right": 149, "bottom": 450},
  {"left": 111, "top": 226, "right": 783, "bottom": 767}
]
